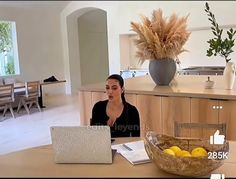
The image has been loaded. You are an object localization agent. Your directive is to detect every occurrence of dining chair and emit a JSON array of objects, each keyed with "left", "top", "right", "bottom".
[
  {"left": 174, "top": 121, "right": 226, "bottom": 139},
  {"left": 0, "top": 84, "right": 15, "bottom": 119},
  {"left": 17, "top": 81, "right": 41, "bottom": 114}
]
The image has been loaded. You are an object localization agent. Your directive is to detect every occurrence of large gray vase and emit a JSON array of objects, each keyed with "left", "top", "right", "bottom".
[{"left": 149, "top": 58, "right": 176, "bottom": 85}]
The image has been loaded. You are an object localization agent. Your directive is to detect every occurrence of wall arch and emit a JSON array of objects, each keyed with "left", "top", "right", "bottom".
[{"left": 66, "top": 7, "right": 109, "bottom": 94}]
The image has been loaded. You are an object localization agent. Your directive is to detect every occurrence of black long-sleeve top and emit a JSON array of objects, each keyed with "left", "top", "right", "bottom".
[{"left": 90, "top": 100, "right": 140, "bottom": 138}]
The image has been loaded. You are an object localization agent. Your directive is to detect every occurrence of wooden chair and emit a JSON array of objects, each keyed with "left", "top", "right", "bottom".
[
  {"left": 17, "top": 81, "right": 41, "bottom": 114},
  {"left": 174, "top": 121, "right": 226, "bottom": 139},
  {"left": 0, "top": 84, "right": 15, "bottom": 119}
]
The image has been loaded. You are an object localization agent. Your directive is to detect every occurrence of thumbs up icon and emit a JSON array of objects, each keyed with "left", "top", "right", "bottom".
[
  {"left": 210, "top": 174, "right": 225, "bottom": 179},
  {"left": 210, "top": 130, "right": 225, "bottom": 145}
]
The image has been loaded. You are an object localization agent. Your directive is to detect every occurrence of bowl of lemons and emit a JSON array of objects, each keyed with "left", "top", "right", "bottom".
[{"left": 144, "top": 131, "right": 229, "bottom": 177}]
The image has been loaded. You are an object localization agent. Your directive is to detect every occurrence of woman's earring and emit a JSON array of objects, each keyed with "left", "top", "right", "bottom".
[{"left": 122, "top": 88, "right": 125, "bottom": 94}]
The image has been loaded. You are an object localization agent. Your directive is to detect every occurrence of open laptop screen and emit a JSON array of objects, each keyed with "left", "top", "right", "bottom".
[{"left": 50, "top": 126, "right": 112, "bottom": 164}]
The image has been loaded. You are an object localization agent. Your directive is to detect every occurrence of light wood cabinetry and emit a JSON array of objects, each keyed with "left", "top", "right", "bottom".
[
  {"left": 191, "top": 98, "right": 236, "bottom": 140},
  {"left": 91, "top": 91, "right": 107, "bottom": 108},
  {"left": 125, "top": 94, "right": 137, "bottom": 106},
  {"left": 219, "top": 100, "right": 236, "bottom": 140},
  {"left": 78, "top": 91, "right": 92, "bottom": 125},
  {"left": 136, "top": 95, "right": 161, "bottom": 137},
  {"left": 162, "top": 97, "right": 191, "bottom": 136},
  {"left": 79, "top": 89, "right": 236, "bottom": 140},
  {"left": 136, "top": 95, "right": 190, "bottom": 137},
  {"left": 79, "top": 75, "right": 236, "bottom": 140},
  {"left": 191, "top": 98, "right": 219, "bottom": 139}
]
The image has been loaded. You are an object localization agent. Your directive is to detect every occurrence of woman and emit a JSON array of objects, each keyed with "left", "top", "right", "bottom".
[{"left": 90, "top": 74, "right": 140, "bottom": 137}]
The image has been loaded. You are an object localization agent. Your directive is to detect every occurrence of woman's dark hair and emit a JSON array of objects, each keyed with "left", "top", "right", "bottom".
[{"left": 106, "top": 74, "right": 126, "bottom": 104}]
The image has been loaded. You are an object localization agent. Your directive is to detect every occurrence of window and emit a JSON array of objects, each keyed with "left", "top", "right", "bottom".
[{"left": 0, "top": 21, "right": 20, "bottom": 76}]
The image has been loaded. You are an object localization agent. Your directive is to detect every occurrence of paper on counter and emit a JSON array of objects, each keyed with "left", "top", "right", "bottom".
[
  {"left": 112, "top": 140, "right": 151, "bottom": 165},
  {"left": 120, "top": 149, "right": 151, "bottom": 165},
  {"left": 111, "top": 140, "right": 145, "bottom": 153}
]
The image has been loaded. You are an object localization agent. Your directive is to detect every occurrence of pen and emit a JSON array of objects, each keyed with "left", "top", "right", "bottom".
[{"left": 122, "top": 144, "right": 132, "bottom": 151}]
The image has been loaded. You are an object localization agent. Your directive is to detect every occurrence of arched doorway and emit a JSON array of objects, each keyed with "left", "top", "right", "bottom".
[{"left": 66, "top": 8, "right": 109, "bottom": 94}]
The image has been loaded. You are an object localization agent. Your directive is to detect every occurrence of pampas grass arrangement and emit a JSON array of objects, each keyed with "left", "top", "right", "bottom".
[{"left": 131, "top": 9, "right": 191, "bottom": 64}]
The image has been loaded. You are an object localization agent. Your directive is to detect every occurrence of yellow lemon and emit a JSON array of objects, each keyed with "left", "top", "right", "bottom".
[
  {"left": 163, "top": 149, "right": 175, "bottom": 156},
  {"left": 180, "top": 150, "right": 192, "bottom": 157},
  {"left": 191, "top": 147, "right": 208, "bottom": 157},
  {"left": 175, "top": 150, "right": 183, "bottom": 157},
  {"left": 176, "top": 150, "right": 191, "bottom": 157},
  {"left": 169, "top": 146, "right": 182, "bottom": 155}
]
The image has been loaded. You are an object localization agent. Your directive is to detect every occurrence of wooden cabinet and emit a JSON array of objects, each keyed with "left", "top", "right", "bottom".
[
  {"left": 191, "top": 98, "right": 236, "bottom": 140},
  {"left": 78, "top": 91, "right": 92, "bottom": 125},
  {"left": 136, "top": 96, "right": 191, "bottom": 138},
  {"left": 79, "top": 90, "right": 236, "bottom": 140},
  {"left": 191, "top": 98, "right": 219, "bottom": 139},
  {"left": 219, "top": 100, "right": 236, "bottom": 140},
  {"left": 136, "top": 95, "right": 161, "bottom": 137},
  {"left": 124, "top": 94, "right": 137, "bottom": 107},
  {"left": 137, "top": 95, "right": 190, "bottom": 138},
  {"left": 162, "top": 97, "right": 191, "bottom": 136},
  {"left": 91, "top": 91, "right": 107, "bottom": 108}
]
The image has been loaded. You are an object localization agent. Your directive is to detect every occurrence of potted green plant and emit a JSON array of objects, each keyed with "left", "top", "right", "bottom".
[
  {"left": 130, "top": 9, "right": 190, "bottom": 85},
  {"left": 205, "top": 2, "right": 236, "bottom": 89}
]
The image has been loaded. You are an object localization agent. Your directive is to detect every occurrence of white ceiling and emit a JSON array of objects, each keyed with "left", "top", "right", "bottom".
[{"left": 0, "top": 1, "right": 70, "bottom": 11}]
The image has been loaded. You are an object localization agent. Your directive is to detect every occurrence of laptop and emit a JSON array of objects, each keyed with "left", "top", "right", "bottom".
[{"left": 50, "top": 126, "right": 113, "bottom": 164}]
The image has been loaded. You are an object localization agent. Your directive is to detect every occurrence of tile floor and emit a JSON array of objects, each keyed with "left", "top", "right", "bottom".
[{"left": 0, "top": 94, "right": 80, "bottom": 155}]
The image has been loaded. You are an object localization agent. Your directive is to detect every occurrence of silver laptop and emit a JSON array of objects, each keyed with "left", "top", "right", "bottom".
[{"left": 50, "top": 126, "right": 113, "bottom": 164}]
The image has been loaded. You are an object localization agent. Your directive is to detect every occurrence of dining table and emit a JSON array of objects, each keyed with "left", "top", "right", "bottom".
[
  {"left": 13, "top": 80, "right": 66, "bottom": 108},
  {"left": 0, "top": 137, "right": 235, "bottom": 177}
]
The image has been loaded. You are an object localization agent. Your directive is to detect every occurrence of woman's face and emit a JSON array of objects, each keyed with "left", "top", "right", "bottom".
[{"left": 105, "top": 79, "right": 123, "bottom": 101}]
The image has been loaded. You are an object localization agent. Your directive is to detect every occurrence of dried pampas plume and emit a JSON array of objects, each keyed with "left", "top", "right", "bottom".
[{"left": 130, "top": 9, "right": 191, "bottom": 64}]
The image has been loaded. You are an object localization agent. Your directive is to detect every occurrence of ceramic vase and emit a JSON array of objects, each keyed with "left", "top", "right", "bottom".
[
  {"left": 223, "top": 62, "right": 236, "bottom": 90},
  {"left": 149, "top": 58, "right": 176, "bottom": 85}
]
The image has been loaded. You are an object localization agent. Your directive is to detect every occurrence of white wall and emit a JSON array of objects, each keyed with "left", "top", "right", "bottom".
[
  {"left": 178, "top": 28, "right": 236, "bottom": 68},
  {"left": 61, "top": 1, "right": 236, "bottom": 90},
  {"left": 61, "top": 1, "right": 121, "bottom": 94},
  {"left": 78, "top": 9, "right": 109, "bottom": 86},
  {"left": 119, "top": 35, "right": 130, "bottom": 70},
  {"left": 0, "top": 5, "right": 65, "bottom": 95}
]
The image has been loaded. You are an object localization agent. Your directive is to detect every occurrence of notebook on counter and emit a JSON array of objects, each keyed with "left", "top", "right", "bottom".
[
  {"left": 50, "top": 126, "right": 113, "bottom": 164},
  {"left": 120, "top": 148, "right": 151, "bottom": 165},
  {"left": 112, "top": 140, "right": 151, "bottom": 165}
]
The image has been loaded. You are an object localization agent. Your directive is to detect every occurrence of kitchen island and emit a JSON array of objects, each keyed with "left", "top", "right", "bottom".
[{"left": 79, "top": 75, "right": 236, "bottom": 140}]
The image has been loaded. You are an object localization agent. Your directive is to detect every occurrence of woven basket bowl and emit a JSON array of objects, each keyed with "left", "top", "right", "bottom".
[{"left": 144, "top": 131, "right": 229, "bottom": 177}]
